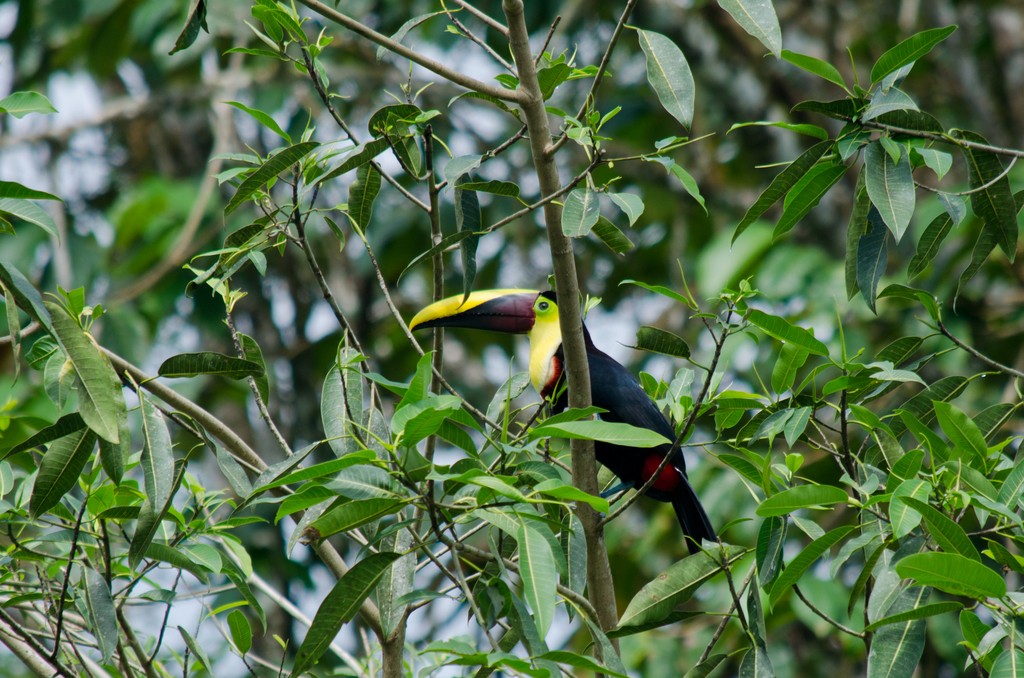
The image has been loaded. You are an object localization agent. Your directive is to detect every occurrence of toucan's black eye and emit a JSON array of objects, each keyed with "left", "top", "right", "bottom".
[{"left": 538, "top": 301, "right": 550, "bottom": 311}]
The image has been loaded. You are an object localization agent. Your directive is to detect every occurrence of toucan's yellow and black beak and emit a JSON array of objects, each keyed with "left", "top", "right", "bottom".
[{"left": 409, "top": 289, "right": 540, "bottom": 335}]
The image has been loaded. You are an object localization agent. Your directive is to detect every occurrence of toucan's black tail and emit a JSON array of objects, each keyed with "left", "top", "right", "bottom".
[{"left": 672, "top": 478, "right": 716, "bottom": 554}]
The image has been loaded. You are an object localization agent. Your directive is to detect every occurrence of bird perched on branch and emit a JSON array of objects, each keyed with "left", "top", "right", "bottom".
[{"left": 410, "top": 288, "right": 716, "bottom": 554}]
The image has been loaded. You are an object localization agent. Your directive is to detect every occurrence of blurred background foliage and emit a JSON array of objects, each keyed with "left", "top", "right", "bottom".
[{"left": 2, "top": 0, "right": 1023, "bottom": 675}]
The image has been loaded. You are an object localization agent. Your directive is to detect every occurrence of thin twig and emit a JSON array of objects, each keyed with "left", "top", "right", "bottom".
[
  {"left": 855, "top": 118, "right": 1024, "bottom": 160},
  {"left": 296, "top": 0, "right": 523, "bottom": 103},
  {"left": 453, "top": 0, "right": 509, "bottom": 35},
  {"left": 937, "top": 316, "right": 1024, "bottom": 379},
  {"left": 793, "top": 584, "right": 866, "bottom": 638}
]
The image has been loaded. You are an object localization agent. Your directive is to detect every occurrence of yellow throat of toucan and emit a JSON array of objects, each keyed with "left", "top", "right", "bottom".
[
  {"left": 408, "top": 289, "right": 566, "bottom": 397},
  {"left": 527, "top": 294, "right": 563, "bottom": 397}
]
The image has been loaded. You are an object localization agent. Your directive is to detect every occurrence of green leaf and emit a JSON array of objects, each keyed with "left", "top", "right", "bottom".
[
  {"left": 768, "top": 525, "right": 856, "bottom": 605},
  {"left": 888, "top": 478, "right": 931, "bottom": 539},
  {"left": 83, "top": 566, "right": 118, "bottom": 662},
  {"left": 756, "top": 485, "right": 847, "bottom": 517},
  {"left": 633, "top": 326, "right": 690, "bottom": 358},
  {"left": 458, "top": 179, "right": 520, "bottom": 197},
  {"left": 530, "top": 419, "right": 670, "bottom": 448},
  {"left": 638, "top": 30, "right": 695, "bottom": 129},
  {"left": 734, "top": 140, "right": 832, "bottom": 241},
  {"left": 0, "top": 91, "right": 58, "bottom": 117},
  {"left": 225, "top": 101, "right": 290, "bottom": 142},
  {"left": 0, "top": 181, "right": 61, "bottom": 201},
  {"left": 533, "top": 479, "right": 609, "bottom": 513},
  {"left": 227, "top": 609, "right": 253, "bottom": 654},
  {"left": 157, "top": 351, "right": 264, "bottom": 379},
  {"left": 990, "top": 649, "right": 1024, "bottom": 678},
  {"left": 291, "top": 552, "right": 400, "bottom": 676},
  {"left": 866, "top": 587, "right": 929, "bottom": 678},
  {"left": 894, "top": 552, "right": 1006, "bottom": 599},
  {"left": 745, "top": 308, "right": 829, "bottom": 356},
  {"left": 728, "top": 119, "right": 829, "bottom": 140},
  {"left": 561, "top": 187, "right": 600, "bottom": 237},
  {"left": 896, "top": 496, "right": 980, "bottom": 561},
  {"left": 30, "top": 429, "right": 97, "bottom": 518},
  {"left": 4, "top": 412, "right": 86, "bottom": 458},
  {"left": 865, "top": 601, "right": 962, "bottom": 633},
  {"left": 717, "top": 0, "right": 781, "bottom": 57},
  {"left": 608, "top": 192, "right": 645, "bottom": 226},
  {"left": 348, "top": 163, "right": 381, "bottom": 230},
  {"left": 454, "top": 179, "right": 481, "bottom": 299},
  {"left": 516, "top": 519, "right": 557, "bottom": 638},
  {"left": 224, "top": 141, "right": 318, "bottom": 215},
  {"left": 138, "top": 391, "right": 175, "bottom": 517},
  {"left": 933, "top": 400, "right": 988, "bottom": 463},
  {"left": 953, "top": 130, "right": 1018, "bottom": 261},
  {"left": 781, "top": 50, "right": 846, "bottom": 89},
  {"left": 870, "top": 25, "right": 957, "bottom": 84},
  {"left": 305, "top": 498, "right": 405, "bottom": 541},
  {"left": 169, "top": 0, "right": 209, "bottom": 55},
  {"left": 44, "top": 301, "right": 126, "bottom": 444},
  {"left": 908, "top": 211, "right": 953, "bottom": 278},
  {"left": 862, "top": 87, "right": 919, "bottom": 121},
  {"left": 857, "top": 206, "right": 889, "bottom": 313},
  {"left": 773, "top": 161, "right": 847, "bottom": 239},
  {"left": 592, "top": 216, "right": 635, "bottom": 254},
  {"left": 617, "top": 546, "right": 747, "bottom": 629},
  {"left": 0, "top": 198, "right": 59, "bottom": 238},
  {"left": 864, "top": 141, "right": 914, "bottom": 241},
  {"left": 771, "top": 343, "right": 809, "bottom": 394},
  {"left": 317, "top": 138, "right": 390, "bottom": 184},
  {"left": 443, "top": 154, "right": 483, "bottom": 186}
]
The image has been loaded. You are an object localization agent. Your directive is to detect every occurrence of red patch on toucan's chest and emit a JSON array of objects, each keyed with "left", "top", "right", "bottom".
[
  {"left": 642, "top": 455, "right": 681, "bottom": 492},
  {"left": 540, "top": 355, "right": 563, "bottom": 399}
]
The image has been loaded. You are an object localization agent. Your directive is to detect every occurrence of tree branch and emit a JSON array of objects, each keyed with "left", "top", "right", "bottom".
[
  {"left": 296, "top": 0, "right": 523, "bottom": 103},
  {"left": 502, "top": 0, "right": 619, "bottom": 647}
]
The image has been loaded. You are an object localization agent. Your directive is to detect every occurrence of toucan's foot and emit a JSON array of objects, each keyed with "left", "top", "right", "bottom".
[{"left": 600, "top": 481, "right": 630, "bottom": 499}]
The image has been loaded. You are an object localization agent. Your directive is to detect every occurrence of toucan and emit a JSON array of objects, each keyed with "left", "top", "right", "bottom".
[{"left": 409, "top": 289, "right": 716, "bottom": 554}]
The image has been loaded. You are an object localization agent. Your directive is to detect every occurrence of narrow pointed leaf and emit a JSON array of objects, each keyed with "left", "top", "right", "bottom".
[
  {"left": 894, "top": 552, "right": 1005, "bottom": 599},
  {"left": 516, "top": 520, "right": 557, "bottom": 638},
  {"left": 291, "top": 552, "right": 400, "bottom": 676},
  {"left": 225, "top": 141, "right": 318, "bottom": 215},
  {"left": 734, "top": 141, "right": 832, "bottom": 241},
  {"left": 592, "top": 216, "right": 635, "bottom": 254},
  {"left": 781, "top": 50, "right": 846, "bottom": 89},
  {"left": 634, "top": 326, "right": 690, "bottom": 358},
  {"left": 773, "top": 161, "right": 847, "bottom": 239},
  {"left": 305, "top": 498, "right": 405, "bottom": 541},
  {"left": 756, "top": 484, "right": 847, "bottom": 517},
  {"left": 857, "top": 205, "right": 888, "bottom": 313},
  {"left": 30, "top": 429, "right": 96, "bottom": 517},
  {"left": 44, "top": 301, "right": 126, "bottom": 444},
  {"left": 769, "top": 525, "right": 856, "bottom": 605},
  {"left": 895, "top": 496, "right": 979, "bottom": 561},
  {"left": 139, "top": 392, "right": 175, "bottom": 514},
  {"left": 618, "top": 546, "right": 747, "bottom": 629},
  {"left": 83, "top": 567, "right": 118, "bottom": 661},
  {"left": 348, "top": 163, "right": 381, "bottom": 230},
  {"left": 908, "top": 211, "right": 953, "bottom": 278},
  {"left": 530, "top": 419, "right": 670, "bottom": 447},
  {"left": 933, "top": 400, "right": 988, "bottom": 463},
  {"left": 870, "top": 25, "right": 957, "bottom": 84},
  {"left": 746, "top": 309, "right": 829, "bottom": 356},
  {"left": 158, "top": 351, "right": 264, "bottom": 379},
  {"left": 954, "top": 130, "right": 1018, "bottom": 261}
]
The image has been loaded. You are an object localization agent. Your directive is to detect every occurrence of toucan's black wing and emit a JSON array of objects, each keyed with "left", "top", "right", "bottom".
[{"left": 582, "top": 336, "right": 716, "bottom": 553}]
